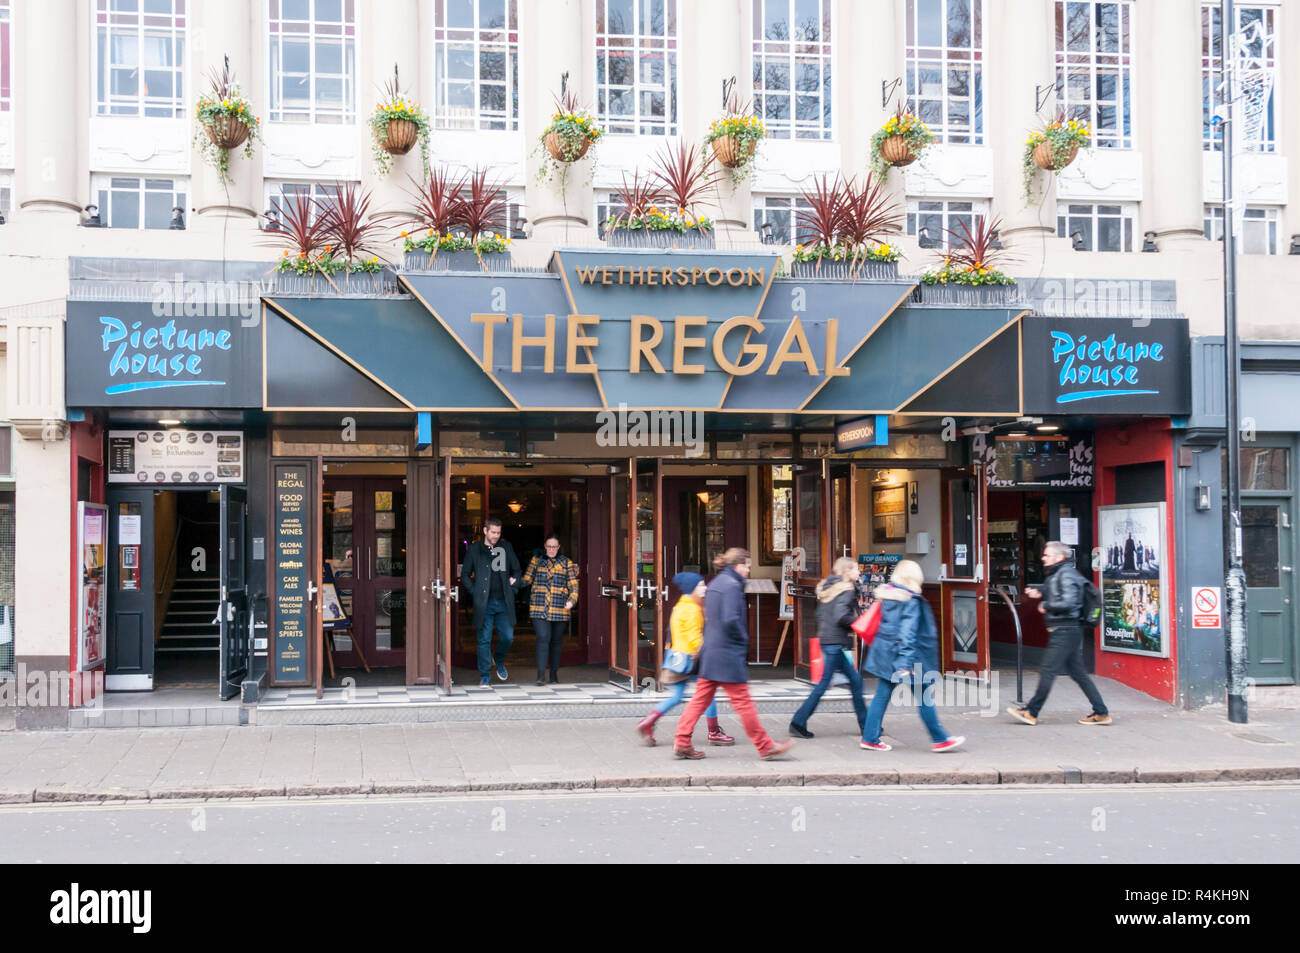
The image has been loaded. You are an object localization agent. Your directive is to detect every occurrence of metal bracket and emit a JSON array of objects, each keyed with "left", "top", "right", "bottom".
[
  {"left": 1036, "top": 82, "right": 1061, "bottom": 114},
  {"left": 881, "top": 77, "right": 902, "bottom": 109}
]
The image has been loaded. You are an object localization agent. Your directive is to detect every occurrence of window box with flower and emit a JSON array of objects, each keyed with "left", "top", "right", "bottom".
[
  {"left": 399, "top": 168, "right": 513, "bottom": 272},
  {"left": 603, "top": 143, "right": 718, "bottom": 250},
  {"left": 267, "top": 184, "right": 397, "bottom": 295},
  {"left": 915, "top": 215, "right": 1021, "bottom": 306},
  {"left": 788, "top": 174, "right": 904, "bottom": 279},
  {"left": 870, "top": 103, "right": 935, "bottom": 178},
  {"left": 1023, "top": 108, "right": 1090, "bottom": 200}
]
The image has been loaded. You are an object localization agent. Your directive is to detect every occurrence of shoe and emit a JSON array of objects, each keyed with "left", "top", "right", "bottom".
[
  {"left": 788, "top": 721, "right": 814, "bottom": 739},
  {"left": 495, "top": 662, "right": 508, "bottom": 682},
  {"left": 636, "top": 712, "right": 660, "bottom": 747},
  {"left": 549, "top": 673, "right": 560, "bottom": 684},
  {"left": 478, "top": 677, "right": 491, "bottom": 688},
  {"left": 759, "top": 739, "right": 796, "bottom": 761},
  {"left": 673, "top": 746, "right": 705, "bottom": 760},
  {"left": 860, "top": 741, "right": 892, "bottom": 751},
  {"left": 707, "top": 726, "right": 735, "bottom": 746},
  {"left": 1079, "top": 713, "right": 1113, "bottom": 725},
  {"left": 1006, "top": 706, "right": 1038, "bottom": 726},
  {"left": 535, "top": 678, "right": 546, "bottom": 686},
  {"left": 932, "top": 736, "right": 965, "bottom": 753}
]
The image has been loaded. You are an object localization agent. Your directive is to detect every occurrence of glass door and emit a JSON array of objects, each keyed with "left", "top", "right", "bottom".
[
  {"left": 634, "top": 460, "right": 664, "bottom": 691},
  {"left": 792, "top": 459, "right": 827, "bottom": 682},
  {"left": 408, "top": 459, "right": 444, "bottom": 688},
  {"left": 1243, "top": 501, "right": 1295, "bottom": 683},
  {"left": 604, "top": 459, "right": 636, "bottom": 689},
  {"left": 940, "top": 465, "right": 989, "bottom": 675},
  {"left": 828, "top": 461, "right": 858, "bottom": 663},
  {"left": 218, "top": 486, "right": 249, "bottom": 700}
]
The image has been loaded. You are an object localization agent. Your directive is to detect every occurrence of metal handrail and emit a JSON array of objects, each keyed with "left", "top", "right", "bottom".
[{"left": 991, "top": 585, "right": 1024, "bottom": 704}]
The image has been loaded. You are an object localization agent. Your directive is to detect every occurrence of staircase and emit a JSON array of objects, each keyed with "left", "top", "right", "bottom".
[{"left": 157, "top": 576, "right": 220, "bottom": 654}]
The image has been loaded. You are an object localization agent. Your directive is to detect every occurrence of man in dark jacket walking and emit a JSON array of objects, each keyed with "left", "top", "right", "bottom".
[
  {"left": 1007, "top": 541, "right": 1111, "bottom": 726},
  {"left": 460, "top": 518, "right": 522, "bottom": 687},
  {"left": 672, "top": 548, "right": 796, "bottom": 760}
]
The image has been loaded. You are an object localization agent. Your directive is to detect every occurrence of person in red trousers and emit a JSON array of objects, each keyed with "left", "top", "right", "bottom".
[{"left": 673, "top": 548, "right": 796, "bottom": 761}]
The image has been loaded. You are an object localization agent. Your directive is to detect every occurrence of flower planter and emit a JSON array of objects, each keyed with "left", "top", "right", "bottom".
[
  {"left": 606, "top": 227, "right": 715, "bottom": 250},
  {"left": 382, "top": 118, "right": 420, "bottom": 156},
  {"left": 710, "top": 134, "right": 755, "bottom": 169},
  {"left": 274, "top": 268, "right": 398, "bottom": 295},
  {"left": 879, "top": 134, "right": 919, "bottom": 167},
  {"left": 914, "top": 283, "right": 1022, "bottom": 307},
  {"left": 206, "top": 114, "right": 249, "bottom": 151},
  {"left": 402, "top": 249, "right": 511, "bottom": 272},
  {"left": 1033, "top": 140, "right": 1079, "bottom": 172},
  {"left": 791, "top": 259, "right": 899, "bottom": 280},
  {"left": 544, "top": 131, "right": 591, "bottom": 163}
]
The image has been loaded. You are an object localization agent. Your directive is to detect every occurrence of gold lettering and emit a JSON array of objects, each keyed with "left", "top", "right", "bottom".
[
  {"left": 601, "top": 267, "right": 613, "bottom": 285},
  {"left": 471, "top": 313, "right": 507, "bottom": 371},
  {"left": 726, "top": 267, "right": 745, "bottom": 287},
  {"left": 766, "top": 316, "right": 820, "bottom": 375},
  {"left": 673, "top": 316, "right": 708, "bottom": 374},
  {"left": 713, "top": 315, "right": 768, "bottom": 376},
  {"left": 824, "top": 318, "right": 849, "bottom": 377},
  {"left": 576, "top": 266, "right": 600, "bottom": 284},
  {"left": 747, "top": 268, "right": 765, "bottom": 286},
  {"left": 662, "top": 267, "right": 674, "bottom": 285},
  {"left": 566, "top": 314, "right": 599, "bottom": 373},
  {"left": 676, "top": 267, "right": 690, "bottom": 285},
  {"left": 705, "top": 268, "right": 724, "bottom": 286},
  {"left": 628, "top": 267, "right": 643, "bottom": 285},
  {"left": 512, "top": 313, "right": 555, "bottom": 374},
  {"left": 646, "top": 268, "right": 659, "bottom": 286},
  {"left": 690, "top": 267, "right": 704, "bottom": 285},
  {"left": 630, "top": 316, "right": 666, "bottom": 374}
]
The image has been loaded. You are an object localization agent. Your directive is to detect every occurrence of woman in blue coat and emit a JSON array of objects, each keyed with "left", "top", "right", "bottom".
[{"left": 860, "top": 559, "right": 965, "bottom": 753}]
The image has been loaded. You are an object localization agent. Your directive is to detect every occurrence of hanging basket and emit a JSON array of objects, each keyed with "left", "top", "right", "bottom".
[
  {"left": 382, "top": 118, "right": 420, "bottom": 156},
  {"left": 544, "top": 130, "right": 591, "bottom": 163},
  {"left": 206, "top": 114, "right": 250, "bottom": 151},
  {"left": 1033, "top": 140, "right": 1079, "bottom": 172},
  {"left": 710, "top": 134, "right": 755, "bottom": 169},
  {"left": 879, "top": 135, "right": 919, "bottom": 167}
]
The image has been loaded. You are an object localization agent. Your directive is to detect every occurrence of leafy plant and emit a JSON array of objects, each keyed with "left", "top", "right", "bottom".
[
  {"left": 317, "top": 182, "right": 392, "bottom": 270},
  {"left": 1022, "top": 107, "right": 1091, "bottom": 200},
  {"left": 704, "top": 82, "right": 766, "bottom": 184},
  {"left": 265, "top": 190, "right": 331, "bottom": 276},
  {"left": 193, "top": 59, "right": 261, "bottom": 185},
  {"left": 840, "top": 174, "right": 903, "bottom": 263},
  {"left": 650, "top": 141, "right": 719, "bottom": 231},
  {"left": 869, "top": 102, "right": 934, "bottom": 178},
  {"left": 535, "top": 81, "right": 604, "bottom": 187},
  {"left": 369, "top": 74, "right": 432, "bottom": 177},
  {"left": 453, "top": 167, "right": 508, "bottom": 243},
  {"left": 920, "top": 215, "right": 1016, "bottom": 285},
  {"left": 795, "top": 174, "right": 850, "bottom": 250},
  {"left": 605, "top": 171, "right": 667, "bottom": 230},
  {"left": 400, "top": 169, "right": 468, "bottom": 256}
]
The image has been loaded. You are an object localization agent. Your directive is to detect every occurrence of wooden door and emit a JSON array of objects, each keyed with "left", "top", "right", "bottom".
[
  {"left": 791, "top": 459, "right": 829, "bottom": 681},
  {"left": 940, "top": 465, "right": 990, "bottom": 675},
  {"left": 105, "top": 488, "right": 156, "bottom": 691},
  {"left": 604, "top": 459, "right": 636, "bottom": 689},
  {"left": 408, "top": 459, "right": 440, "bottom": 686},
  {"left": 633, "top": 459, "right": 665, "bottom": 690}
]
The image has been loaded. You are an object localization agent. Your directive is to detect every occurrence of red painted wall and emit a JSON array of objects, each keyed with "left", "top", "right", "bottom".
[{"left": 1093, "top": 420, "right": 1178, "bottom": 704}]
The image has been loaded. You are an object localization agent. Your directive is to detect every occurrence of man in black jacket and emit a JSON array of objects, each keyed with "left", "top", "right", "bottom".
[
  {"left": 460, "top": 518, "right": 522, "bottom": 687},
  {"left": 1007, "top": 541, "right": 1111, "bottom": 726}
]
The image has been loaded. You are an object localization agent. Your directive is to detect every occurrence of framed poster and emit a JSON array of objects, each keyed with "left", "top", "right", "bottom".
[
  {"left": 107, "top": 430, "right": 245, "bottom": 484},
  {"left": 778, "top": 551, "right": 798, "bottom": 620},
  {"left": 871, "top": 484, "right": 908, "bottom": 543},
  {"left": 77, "top": 503, "right": 108, "bottom": 671},
  {"left": 1098, "top": 502, "right": 1169, "bottom": 658}
]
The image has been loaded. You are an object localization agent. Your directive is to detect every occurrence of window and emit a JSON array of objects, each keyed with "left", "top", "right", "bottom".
[
  {"left": 760, "top": 464, "right": 794, "bottom": 565},
  {"left": 752, "top": 0, "right": 832, "bottom": 140},
  {"left": 1055, "top": 1, "right": 1133, "bottom": 148},
  {"left": 0, "top": 1, "right": 11, "bottom": 113},
  {"left": 95, "top": 176, "right": 186, "bottom": 229},
  {"left": 906, "top": 198, "right": 986, "bottom": 247},
  {"left": 1202, "top": 4, "right": 1276, "bottom": 152},
  {"left": 1057, "top": 202, "right": 1135, "bottom": 251},
  {"left": 266, "top": 180, "right": 347, "bottom": 224},
  {"left": 0, "top": 172, "right": 10, "bottom": 221},
  {"left": 1204, "top": 204, "right": 1279, "bottom": 255},
  {"left": 268, "top": 0, "right": 357, "bottom": 124},
  {"left": 94, "top": 0, "right": 186, "bottom": 118},
  {"left": 596, "top": 0, "right": 677, "bottom": 136},
  {"left": 752, "top": 194, "right": 814, "bottom": 245},
  {"left": 905, "top": 0, "right": 984, "bottom": 145},
  {"left": 433, "top": 0, "right": 519, "bottom": 131}
]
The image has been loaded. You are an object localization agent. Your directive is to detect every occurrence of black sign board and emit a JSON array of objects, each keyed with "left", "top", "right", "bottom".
[
  {"left": 1021, "top": 316, "right": 1191, "bottom": 416},
  {"left": 979, "top": 434, "right": 1094, "bottom": 489},
  {"left": 834, "top": 415, "right": 890, "bottom": 452},
  {"left": 273, "top": 463, "right": 310, "bottom": 682},
  {"left": 65, "top": 299, "right": 263, "bottom": 408}
]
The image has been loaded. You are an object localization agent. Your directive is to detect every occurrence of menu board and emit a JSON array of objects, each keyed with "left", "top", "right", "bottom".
[
  {"left": 273, "top": 463, "right": 310, "bottom": 682},
  {"left": 979, "top": 435, "right": 1094, "bottom": 489},
  {"left": 108, "top": 430, "right": 244, "bottom": 484}
]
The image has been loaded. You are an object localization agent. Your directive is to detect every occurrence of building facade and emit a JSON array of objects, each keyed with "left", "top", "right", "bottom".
[{"left": 0, "top": 0, "right": 1296, "bottom": 725}]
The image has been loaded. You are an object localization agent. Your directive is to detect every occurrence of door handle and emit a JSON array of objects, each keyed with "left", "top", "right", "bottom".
[
  {"left": 448, "top": 586, "right": 459, "bottom": 603},
  {"left": 307, "top": 581, "right": 318, "bottom": 601},
  {"left": 1282, "top": 566, "right": 1294, "bottom": 573}
]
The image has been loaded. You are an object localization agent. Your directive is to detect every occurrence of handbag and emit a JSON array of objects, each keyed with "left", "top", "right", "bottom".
[
  {"left": 662, "top": 648, "right": 696, "bottom": 675},
  {"left": 851, "top": 600, "right": 883, "bottom": 645}
]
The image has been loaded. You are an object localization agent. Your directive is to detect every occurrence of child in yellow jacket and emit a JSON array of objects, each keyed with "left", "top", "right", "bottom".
[{"left": 635, "top": 572, "right": 733, "bottom": 747}]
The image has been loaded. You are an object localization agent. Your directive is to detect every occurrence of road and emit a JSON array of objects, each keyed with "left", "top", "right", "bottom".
[{"left": 1, "top": 782, "right": 1296, "bottom": 863}]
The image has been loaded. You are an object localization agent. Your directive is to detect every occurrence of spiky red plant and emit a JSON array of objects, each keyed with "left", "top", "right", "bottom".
[
  {"left": 795, "top": 174, "right": 851, "bottom": 249},
  {"left": 402, "top": 168, "right": 463, "bottom": 234},
  {"left": 650, "top": 141, "right": 719, "bottom": 221},
  {"left": 841, "top": 173, "right": 902, "bottom": 251},
  {"left": 608, "top": 170, "right": 666, "bottom": 226},
  {"left": 452, "top": 167, "right": 508, "bottom": 242},
  {"left": 943, "top": 214, "right": 1014, "bottom": 273},
  {"left": 317, "top": 181, "right": 391, "bottom": 265},
  {"left": 261, "top": 188, "right": 327, "bottom": 258}
]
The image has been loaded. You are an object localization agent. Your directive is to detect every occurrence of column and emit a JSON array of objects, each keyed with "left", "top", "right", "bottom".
[
  {"left": 13, "top": 1, "right": 81, "bottom": 220},
  {"left": 522, "top": 0, "right": 592, "bottom": 244},
  {"left": 688, "top": 0, "right": 749, "bottom": 237},
  {"left": 364, "top": 0, "right": 422, "bottom": 213},
  {"left": 191, "top": 0, "right": 257, "bottom": 223},
  {"left": 1138, "top": 0, "right": 1204, "bottom": 246},
  {"left": 842, "top": 0, "right": 900, "bottom": 182},
  {"left": 989, "top": 0, "right": 1058, "bottom": 241}
]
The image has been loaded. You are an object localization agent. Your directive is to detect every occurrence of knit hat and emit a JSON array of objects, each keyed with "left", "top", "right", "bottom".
[{"left": 672, "top": 571, "right": 704, "bottom": 596}]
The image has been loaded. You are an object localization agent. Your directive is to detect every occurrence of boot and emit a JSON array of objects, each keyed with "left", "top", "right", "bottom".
[
  {"left": 636, "top": 710, "right": 661, "bottom": 746},
  {"left": 706, "top": 717, "right": 735, "bottom": 746}
]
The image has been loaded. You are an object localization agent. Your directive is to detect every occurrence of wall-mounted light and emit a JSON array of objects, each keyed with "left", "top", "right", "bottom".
[
  {"left": 262, "top": 208, "right": 281, "bottom": 232},
  {"left": 1195, "top": 483, "right": 1212, "bottom": 511},
  {"left": 82, "top": 204, "right": 102, "bottom": 228},
  {"left": 874, "top": 468, "right": 893, "bottom": 484},
  {"left": 760, "top": 222, "right": 774, "bottom": 245},
  {"left": 917, "top": 226, "right": 939, "bottom": 249},
  {"left": 1142, "top": 230, "right": 1159, "bottom": 252},
  {"left": 169, "top": 206, "right": 186, "bottom": 230},
  {"left": 1036, "top": 423, "right": 1060, "bottom": 432},
  {"left": 1290, "top": 234, "right": 1300, "bottom": 255},
  {"left": 158, "top": 418, "right": 182, "bottom": 426},
  {"left": 909, "top": 481, "right": 919, "bottom": 514},
  {"left": 1070, "top": 230, "right": 1085, "bottom": 250},
  {"left": 988, "top": 229, "right": 1003, "bottom": 250},
  {"left": 506, "top": 499, "right": 524, "bottom": 514}
]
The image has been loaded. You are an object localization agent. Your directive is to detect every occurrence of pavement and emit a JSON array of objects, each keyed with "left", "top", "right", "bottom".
[{"left": 1, "top": 698, "right": 1298, "bottom": 803}]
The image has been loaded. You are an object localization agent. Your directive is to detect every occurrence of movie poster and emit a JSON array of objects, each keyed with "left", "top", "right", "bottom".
[
  {"left": 77, "top": 503, "right": 108, "bottom": 671},
  {"left": 1098, "top": 502, "right": 1169, "bottom": 658}
]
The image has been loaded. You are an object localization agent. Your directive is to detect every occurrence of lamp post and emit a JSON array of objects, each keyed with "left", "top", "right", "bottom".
[{"left": 1220, "top": 0, "right": 1248, "bottom": 724}]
